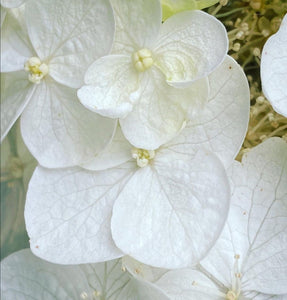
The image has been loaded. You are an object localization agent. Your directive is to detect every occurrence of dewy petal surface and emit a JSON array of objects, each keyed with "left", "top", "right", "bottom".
[
  {"left": 21, "top": 79, "right": 116, "bottom": 168},
  {"left": 110, "top": 0, "right": 162, "bottom": 54},
  {"left": 166, "top": 56, "right": 249, "bottom": 168},
  {"left": 25, "top": 163, "right": 137, "bottom": 264},
  {"left": 78, "top": 55, "right": 138, "bottom": 118},
  {"left": 200, "top": 138, "right": 287, "bottom": 296},
  {"left": 154, "top": 10, "right": 228, "bottom": 85},
  {"left": 261, "top": 14, "right": 287, "bottom": 117},
  {"left": 1, "top": 250, "right": 170, "bottom": 300},
  {"left": 111, "top": 148, "right": 230, "bottom": 268},
  {"left": 1, "top": 71, "right": 36, "bottom": 142},
  {"left": 120, "top": 68, "right": 208, "bottom": 149},
  {"left": 25, "top": 0, "right": 115, "bottom": 88}
]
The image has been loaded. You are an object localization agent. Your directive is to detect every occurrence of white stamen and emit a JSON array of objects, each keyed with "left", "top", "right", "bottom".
[{"left": 227, "top": 254, "right": 242, "bottom": 300}]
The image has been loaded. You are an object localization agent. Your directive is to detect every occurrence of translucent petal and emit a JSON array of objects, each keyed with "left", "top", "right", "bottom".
[
  {"left": 82, "top": 125, "right": 132, "bottom": 171},
  {"left": 21, "top": 79, "right": 116, "bottom": 168},
  {"left": 110, "top": 0, "right": 162, "bottom": 54},
  {"left": 201, "top": 138, "right": 287, "bottom": 295},
  {"left": 120, "top": 68, "right": 208, "bottom": 149},
  {"left": 166, "top": 56, "right": 250, "bottom": 168},
  {"left": 1, "top": 249, "right": 94, "bottom": 299},
  {"left": 1, "top": 71, "right": 35, "bottom": 142},
  {"left": 1, "top": 250, "right": 170, "bottom": 299},
  {"left": 156, "top": 269, "right": 224, "bottom": 300},
  {"left": 154, "top": 10, "right": 228, "bottom": 85},
  {"left": 1, "top": 11, "right": 34, "bottom": 72}
]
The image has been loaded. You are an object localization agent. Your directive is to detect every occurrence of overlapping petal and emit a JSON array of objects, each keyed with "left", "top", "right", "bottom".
[
  {"left": 120, "top": 68, "right": 208, "bottom": 149},
  {"left": 25, "top": 164, "right": 137, "bottom": 264},
  {"left": 82, "top": 125, "right": 131, "bottom": 171},
  {"left": 1, "top": 71, "right": 35, "bottom": 142},
  {"left": 154, "top": 10, "right": 228, "bottom": 85},
  {"left": 164, "top": 56, "right": 249, "bottom": 168},
  {"left": 78, "top": 55, "right": 139, "bottom": 118},
  {"left": 1, "top": 11, "right": 34, "bottom": 72},
  {"left": 25, "top": 0, "right": 115, "bottom": 88},
  {"left": 261, "top": 14, "right": 287, "bottom": 117},
  {"left": 1, "top": 250, "right": 92, "bottom": 299},
  {"left": 200, "top": 137, "right": 287, "bottom": 296},
  {"left": 110, "top": 0, "right": 162, "bottom": 54},
  {"left": 156, "top": 269, "right": 223, "bottom": 300},
  {"left": 1, "top": 250, "right": 170, "bottom": 300},
  {"left": 25, "top": 125, "right": 230, "bottom": 268},
  {"left": 111, "top": 148, "right": 230, "bottom": 268},
  {"left": 21, "top": 80, "right": 116, "bottom": 168}
]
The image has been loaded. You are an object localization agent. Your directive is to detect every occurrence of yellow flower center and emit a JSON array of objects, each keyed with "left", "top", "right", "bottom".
[
  {"left": 226, "top": 290, "right": 238, "bottom": 300},
  {"left": 24, "top": 57, "right": 49, "bottom": 84},
  {"left": 132, "top": 48, "right": 153, "bottom": 72},
  {"left": 131, "top": 147, "right": 155, "bottom": 167}
]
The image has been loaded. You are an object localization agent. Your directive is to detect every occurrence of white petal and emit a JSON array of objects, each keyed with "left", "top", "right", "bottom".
[
  {"left": 1, "top": 249, "right": 93, "bottom": 299},
  {"left": 21, "top": 80, "right": 116, "bottom": 168},
  {"left": 120, "top": 68, "right": 208, "bottom": 149},
  {"left": 201, "top": 137, "right": 287, "bottom": 295},
  {"left": 15, "top": 122, "right": 37, "bottom": 191},
  {"left": 25, "top": 0, "right": 115, "bottom": 88},
  {"left": 122, "top": 256, "right": 168, "bottom": 282},
  {"left": 111, "top": 148, "right": 230, "bottom": 268},
  {"left": 1, "top": 11, "right": 34, "bottom": 72},
  {"left": 1, "top": 71, "right": 35, "bottom": 142},
  {"left": 78, "top": 55, "right": 138, "bottom": 118},
  {"left": 1, "top": 0, "right": 26, "bottom": 8},
  {"left": 110, "top": 0, "right": 162, "bottom": 54},
  {"left": 156, "top": 269, "right": 224, "bottom": 300},
  {"left": 261, "top": 15, "right": 287, "bottom": 117},
  {"left": 25, "top": 163, "right": 138, "bottom": 264},
  {"left": 80, "top": 259, "right": 170, "bottom": 300},
  {"left": 1, "top": 251, "right": 170, "bottom": 299},
  {"left": 82, "top": 125, "right": 132, "bottom": 171},
  {"left": 166, "top": 56, "right": 250, "bottom": 168},
  {"left": 154, "top": 10, "right": 228, "bottom": 85}
]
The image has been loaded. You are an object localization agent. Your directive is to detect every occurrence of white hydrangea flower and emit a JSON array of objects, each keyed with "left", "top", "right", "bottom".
[
  {"left": 261, "top": 14, "right": 287, "bottom": 117},
  {"left": 1, "top": 249, "right": 170, "bottom": 300},
  {"left": 24, "top": 55, "right": 249, "bottom": 268},
  {"left": 78, "top": 0, "right": 228, "bottom": 148},
  {"left": 156, "top": 137, "right": 287, "bottom": 299},
  {"left": 1, "top": 0, "right": 117, "bottom": 168}
]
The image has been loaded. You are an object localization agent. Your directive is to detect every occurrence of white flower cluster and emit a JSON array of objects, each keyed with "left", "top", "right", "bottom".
[{"left": 0, "top": 0, "right": 286, "bottom": 299}]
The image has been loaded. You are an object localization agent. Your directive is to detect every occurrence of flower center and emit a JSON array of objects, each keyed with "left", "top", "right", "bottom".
[
  {"left": 24, "top": 57, "right": 49, "bottom": 84},
  {"left": 226, "top": 290, "right": 238, "bottom": 300},
  {"left": 132, "top": 48, "right": 153, "bottom": 72},
  {"left": 131, "top": 147, "right": 155, "bottom": 167}
]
